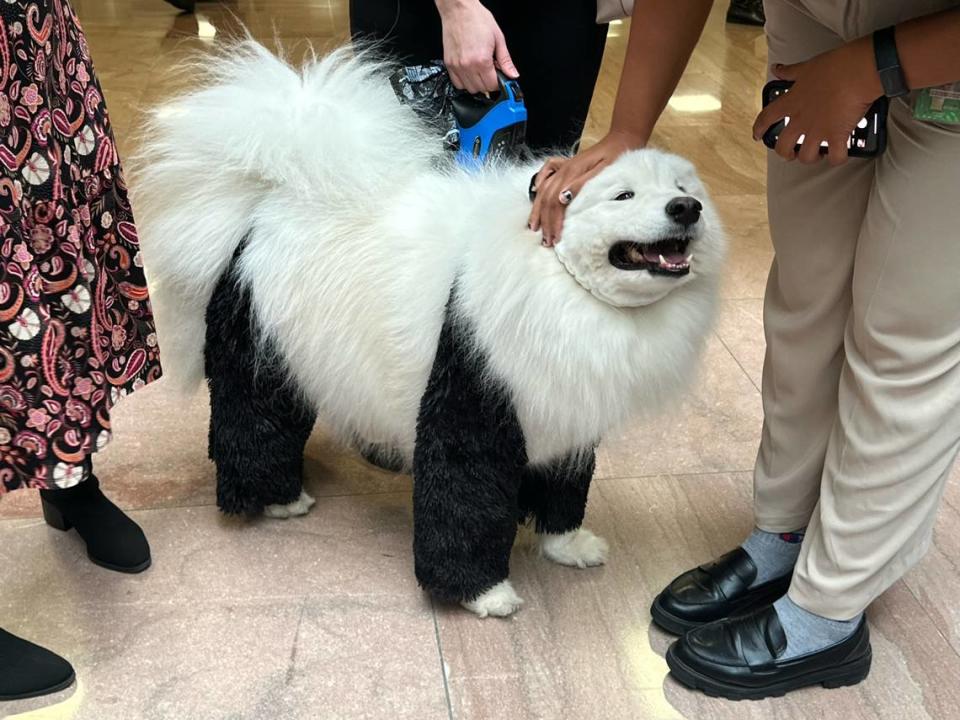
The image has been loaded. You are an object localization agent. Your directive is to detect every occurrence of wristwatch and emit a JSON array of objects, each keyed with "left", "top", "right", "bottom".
[{"left": 873, "top": 26, "right": 910, "bottom": 98}]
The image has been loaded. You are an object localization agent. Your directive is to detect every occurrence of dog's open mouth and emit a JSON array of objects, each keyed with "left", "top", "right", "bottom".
[{"left": 609, "top": 238, "right": 692, "bottom": 277}]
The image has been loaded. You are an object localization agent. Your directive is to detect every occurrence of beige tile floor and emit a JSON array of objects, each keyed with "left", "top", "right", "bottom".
[{"left": 2, "top": 1, "right": 959, "bottom": 718}]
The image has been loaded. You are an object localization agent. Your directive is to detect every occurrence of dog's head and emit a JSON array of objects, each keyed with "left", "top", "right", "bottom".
[{"left": 555, "top": 149, "right": 724, "bottom": 307}]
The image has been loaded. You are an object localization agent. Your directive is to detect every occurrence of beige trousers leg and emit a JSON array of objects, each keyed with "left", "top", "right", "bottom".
[{"left": 756, "top": 0, "right": 960, "bottom": 620}]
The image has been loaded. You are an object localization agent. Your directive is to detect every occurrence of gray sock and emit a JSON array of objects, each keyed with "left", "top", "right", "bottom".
[
  {"left": 773, "top": 595, "right": 862, "bottom": 660},
  {"left": 741, "top": 527, "right": 804, "bottom": 587}
]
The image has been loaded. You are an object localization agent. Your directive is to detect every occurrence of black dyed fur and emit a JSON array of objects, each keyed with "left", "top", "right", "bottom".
[
  {"left": 204, "top": 258, "right": 595, "bottom": 602},
  {"left": 518, "top": 451, "right": 595, "bottom": 536},
  {"left": 413, "top": 304, "right": 596, "bottom": 602},
  {"left": 205, "top": 250, "right": 317, "bottom": 514}
]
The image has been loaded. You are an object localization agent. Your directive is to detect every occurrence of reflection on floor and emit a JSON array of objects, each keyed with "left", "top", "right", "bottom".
[{"left": 1, "top": 1, "right": 958, "bottom": 718}]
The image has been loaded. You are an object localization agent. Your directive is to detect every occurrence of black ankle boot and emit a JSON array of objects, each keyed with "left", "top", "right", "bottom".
[
  {"left": 0, "top": 628, "right": 75, "bottom": 701},
  {"left": 40, "top": 476, "right": 151, "bottom": 574},
  {"left": 727, "top": 0, "right": 765, "bottom": 26}
]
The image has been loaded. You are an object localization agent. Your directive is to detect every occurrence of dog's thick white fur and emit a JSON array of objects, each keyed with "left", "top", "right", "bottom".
[
  {"left": 133, "top": 42, "right": 724, "bottom": 617},
  {"left": 135, "top": 41, "right": 724, "bottom": 464}
]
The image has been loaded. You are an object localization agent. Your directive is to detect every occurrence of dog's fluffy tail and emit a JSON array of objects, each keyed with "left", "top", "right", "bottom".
[{"left": 132, "top": 40, "right": 440, "bottom": 392}]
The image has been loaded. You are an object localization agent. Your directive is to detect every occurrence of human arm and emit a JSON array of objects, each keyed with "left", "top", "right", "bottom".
[{"left": 529, "top": 0, "right": 715, "bottom": 245}]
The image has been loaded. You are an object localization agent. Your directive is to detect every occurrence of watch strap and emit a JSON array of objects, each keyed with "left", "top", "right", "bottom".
[{"left": 873, "top": 26, "right": 910, "bottom": 98}]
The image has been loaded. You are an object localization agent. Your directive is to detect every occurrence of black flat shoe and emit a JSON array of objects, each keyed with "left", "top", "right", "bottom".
[
  {"left": 666, "top": 605, "right": 872, "bottom": 700},
  {"left": 40, "top": 475, "right": 151, "bottom": 574},
  {"left": 726, "top": 0, "right": 765, "bottom": 26},
  {"left": 651, "top": 547, "right": 791, "bottom": 634},
  {"left": 0, "top": 628, "right": 75, "bottom": 701}
]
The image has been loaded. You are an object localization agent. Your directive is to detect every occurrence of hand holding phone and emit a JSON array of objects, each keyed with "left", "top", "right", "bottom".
[{"left": 761, "top": 80, "right": 889, "bottom": 158}]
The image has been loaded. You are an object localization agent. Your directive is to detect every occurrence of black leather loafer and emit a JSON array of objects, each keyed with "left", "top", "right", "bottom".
[
  {"left": 651, "top": 548, "right": 791, "bottom": 634},
  {"left": 666, "top": 604, "right": 872, "bottom": 700}
]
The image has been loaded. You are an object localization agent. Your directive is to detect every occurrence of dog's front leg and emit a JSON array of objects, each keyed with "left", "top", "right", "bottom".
[
  {"left": 412, "top": 312, "right": 528, "bottom": 618},
  {"left": 520, "top": 449, "right": 609, "bottom": 568}
]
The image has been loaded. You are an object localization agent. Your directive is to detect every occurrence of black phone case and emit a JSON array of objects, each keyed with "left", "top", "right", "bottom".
[{"left": 761, "top": 80, "right": 889, "bottom": 158}]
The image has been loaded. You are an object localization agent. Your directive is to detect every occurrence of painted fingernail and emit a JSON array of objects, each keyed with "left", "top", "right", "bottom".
[{"left": 558, "top": 190, "right": 573, "bottom": 205}]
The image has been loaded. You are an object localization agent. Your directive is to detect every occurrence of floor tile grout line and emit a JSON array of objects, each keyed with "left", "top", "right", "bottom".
[
  {"left": 712, "top": 329, "right": 762, "bottom": 394},
  {"left": 429, "top": 597, "right": 455, "bottom": 720},
  {"left": 901, "top": 579, "right": 960, "bottom": 662}
]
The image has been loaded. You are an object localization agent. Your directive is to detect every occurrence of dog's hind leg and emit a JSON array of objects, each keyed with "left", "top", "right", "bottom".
[
  {"left": 520, "top": 449, "right": 609, "bottom": 569},
  {"left": 413, "top": 310, "right": 528, "bottom": 618},
  {"left": 205, "top": 250, "right": 318, "bottom": 517}
]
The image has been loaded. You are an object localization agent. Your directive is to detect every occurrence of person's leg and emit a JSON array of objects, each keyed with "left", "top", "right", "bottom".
[
  {"left": 349, "top": 0, "right": 442, "bottom": 64},
  {"left": 651, "top": 0, "right": 874, "bottom": 636},
  {"left": 495, "top": 0, "right": 608, "bottom": 153},
  {"left": 788, "top": 98, "right": 960, "bottom": 625},
  {"left": 753, "top": 0, "right": 874, "bottom": 531},
  {"left": 350, "top": 0, "right": 606, "bottom": 153}
]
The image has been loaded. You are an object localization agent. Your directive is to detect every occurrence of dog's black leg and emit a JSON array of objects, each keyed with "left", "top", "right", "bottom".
[
  {"left": 412, "top": 306, "right": 527, "bottom": 605},
  {"left": 520, "top": 447, "right": 608, "bottom": 569},
  {"left": 205, "top": 251, "right": 317, "bottom": 515},
  {"left": 518, "top": 448, "right": 596, "bottom": 535}
]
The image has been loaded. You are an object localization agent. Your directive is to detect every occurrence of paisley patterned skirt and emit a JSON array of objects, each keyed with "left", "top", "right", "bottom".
[{"left": 0, "top": 0, "right": 161, "bottom": 492}]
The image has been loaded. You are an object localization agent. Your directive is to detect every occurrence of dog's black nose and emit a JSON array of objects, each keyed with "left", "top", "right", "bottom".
[{"left": 665, "top": 196, "right": 702, "bottom": 226}]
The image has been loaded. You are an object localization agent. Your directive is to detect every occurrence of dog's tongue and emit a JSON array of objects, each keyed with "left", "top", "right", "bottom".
[{"left": 641, "top": 245, "right": 686, "bottom": 265}]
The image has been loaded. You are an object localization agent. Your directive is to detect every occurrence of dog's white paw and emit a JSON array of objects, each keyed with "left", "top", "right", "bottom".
[
  {"left": 539, "top": 528, "right": 609, "bottom": 568},
  {"left": 263, "top": 490, "right": 316, "bottom": 519},
  {"left": 461, "top": 580, "right": 524, "bottom": 618}
]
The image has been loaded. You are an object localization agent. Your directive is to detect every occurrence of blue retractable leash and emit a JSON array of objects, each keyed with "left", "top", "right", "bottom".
[
  {"left": 390, "top": 63, "right": 528, "bottom": 168},
  {"left": 451, "top": 72, "right": 527, "bottom": 167}
]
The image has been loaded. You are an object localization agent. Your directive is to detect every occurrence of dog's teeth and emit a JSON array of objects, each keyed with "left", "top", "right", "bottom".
[
  {"left": 658, "top": 254, "right": 668, "bottom": 266},
  {"left": 686, "top": 253, "right": 694, "bottom": 263}
]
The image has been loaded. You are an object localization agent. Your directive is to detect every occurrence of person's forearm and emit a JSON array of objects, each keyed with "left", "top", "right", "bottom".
[
  {"left": 803, "top": 8, "right": 960, "bottom": 111},
  {"left": 609, "top": 0, "right": 714, "bottom": 145},
  {"left": 896, "top": 9, "right": 960, "bottom": 90}
]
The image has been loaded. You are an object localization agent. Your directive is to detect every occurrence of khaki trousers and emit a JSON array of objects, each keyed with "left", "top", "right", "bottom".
[{"left": 757, "top": 0, "right": 960, "bottom": 620}]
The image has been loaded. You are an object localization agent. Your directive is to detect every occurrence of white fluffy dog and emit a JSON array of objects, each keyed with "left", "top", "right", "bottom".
[{"left": 133, "top": 42, "right": 725, "bottom": 618}]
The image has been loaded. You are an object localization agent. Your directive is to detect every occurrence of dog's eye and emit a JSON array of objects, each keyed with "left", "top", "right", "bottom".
[{"left": 613, "top": 191, "right": 634, "bottom": 201}]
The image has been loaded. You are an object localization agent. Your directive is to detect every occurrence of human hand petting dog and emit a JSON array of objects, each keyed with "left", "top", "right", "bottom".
[
  {"left": 753, "top": 38, "right": 883, "bottom": 166},
  {"left": 528, "top": 130, "right": 643, "bottom": 247},
  {"left": 435, "top": 0, "right": 518, "bottom": 93}
]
